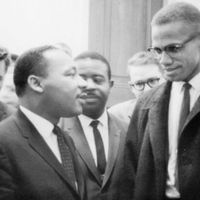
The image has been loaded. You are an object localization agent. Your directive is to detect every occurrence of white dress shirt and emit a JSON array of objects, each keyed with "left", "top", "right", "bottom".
[
  {"left": 20, "top": 106, "right": 62, "bottom": 163},
  {"left": 166, "top": 72, "right": 200, "bottom": 198},
  {"left": 78, "top": 110, "right": 109, "bottom": 166}
]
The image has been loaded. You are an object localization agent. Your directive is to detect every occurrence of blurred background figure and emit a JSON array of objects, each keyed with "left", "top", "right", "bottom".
[
  {"left": 0, "top": 65, "right": 18, "bottom": 113},
  {"left": 0, "top": 47, "right": 18, "bottom": 121},
  {"left": 0, "top": 46, "right": 10, "bottom": 89},
  {"left": 109, "top": 51, "right": 164, "bottom": 129}
]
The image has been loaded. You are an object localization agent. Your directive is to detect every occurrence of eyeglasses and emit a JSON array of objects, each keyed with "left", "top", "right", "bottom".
[
  {"left": 129, "top": 77, "right": 160, "bottom": 91},
  {"left": 147, "top": 35, "right": 197, "bottom": 59}
]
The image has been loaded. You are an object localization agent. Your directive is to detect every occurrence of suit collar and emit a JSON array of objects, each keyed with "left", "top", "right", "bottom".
[
  {"left": 68, "top": 114, "right": 123, "bottom": 188},
  {"left": 15, "top": 109, "right": 79, "bottom": 194},
  {"left": 102, "top": 113, "right": 121, "bottom": 187},
  {"left": 146, "top": 82, "right": 171, "bottom": 167},
  {"left": 141, "top": 81, "right": 172, "bottom": 109},
  {"left": 68, "top": 117, "right": 102, "bottom": 184},
  {"left": 143, "top": 82, "right": 171, "bottom": 193}
]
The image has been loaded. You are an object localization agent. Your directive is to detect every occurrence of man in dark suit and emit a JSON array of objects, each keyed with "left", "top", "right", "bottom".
[
  {"left": 60, "top": 51, "right": 126, "bottom": 200},
  {"left": 0, "top": 45, "right": 87, "bottom": 200},
  {"left": 124, "top": 2, "right": 200, "bottom": 200}
]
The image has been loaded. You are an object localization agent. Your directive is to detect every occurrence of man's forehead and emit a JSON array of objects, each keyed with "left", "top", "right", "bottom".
[
  {"left": 129, "top": 64, "right": 160, "bottom": 79},
  {"left": 151, "top": 22, "right": 198, "bottom": 45}
]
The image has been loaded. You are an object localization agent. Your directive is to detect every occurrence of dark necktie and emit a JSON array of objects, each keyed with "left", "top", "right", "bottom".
[
  {"left": 90, "top": 120, "right": 106, "bottom": 175},
  {"left": 53, "top": 125, "right": 76, "bottom": 187},
  {"left": 178, "top": 82, "right": 191, "bottom": 134}
]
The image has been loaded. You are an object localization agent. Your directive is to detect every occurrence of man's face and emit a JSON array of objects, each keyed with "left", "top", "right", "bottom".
[
  {"left": 151, "top": 21, "right": 200, "bottom": 82},
  {"left": 76, "top": 58, "right": 113, "bottom": 119},
  {"left": 129, "top": 64, "right": 163, "bottom": 98},
  {"left": 41, "top": 50, "right": 86, "bottom": 119}
]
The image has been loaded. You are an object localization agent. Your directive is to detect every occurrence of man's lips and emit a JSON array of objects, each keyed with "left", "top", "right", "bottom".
[{"left": 164, "top": 66, "right": 180, "bottom": 72}]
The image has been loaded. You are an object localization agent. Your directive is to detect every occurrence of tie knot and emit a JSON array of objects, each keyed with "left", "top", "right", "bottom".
[
  {"left": 53, "top": 125, "right": 62, "bottom": 136},
  {"left": 90, "top": 120, "right": 99, "bottom": 128},
  {"left": 183, "top": 82, "right": 191, "bottom": 90}
]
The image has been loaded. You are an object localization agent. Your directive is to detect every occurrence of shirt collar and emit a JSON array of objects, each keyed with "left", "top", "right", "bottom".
[
  {"left": 172, "top": 72, "right": 200, "bottom": 92},
  {"left": 20, "top": 105, "right": 54, "bottom": 138},
  {"left": 78, "top": 109, "right": 108, "bottom": 128},
  {"left": 189, "top": 72, "right": 200, "bottom": 92}
]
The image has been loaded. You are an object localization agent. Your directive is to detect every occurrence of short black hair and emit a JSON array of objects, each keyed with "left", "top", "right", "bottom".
[
  {"left": 74, "top": 51, "right": 111, "bottom": 80},
  {"left": 152, "top": 2, "right": 200, "bottom": 27},
  {"left": 14, "top": 45, "right": 58, "bottom": 97}
]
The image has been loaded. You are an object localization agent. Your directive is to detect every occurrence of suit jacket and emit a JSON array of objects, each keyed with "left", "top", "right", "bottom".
[
  {"left": 59, "top": 113, "right": 126, "bottom": 200},
  {"left": 124, "top": 81, "right": 200, "bottom": 200},
  {"left": 108, "top": 99, "right": 137, "bottom": 131},
  {"left": 0, "top": 109, "right": 86, "bottom": 200}
]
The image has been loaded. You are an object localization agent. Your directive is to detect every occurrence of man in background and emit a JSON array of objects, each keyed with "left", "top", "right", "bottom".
[
  {"left": 0, "top": 46, "right": 10, "bottom": 89},
  {"left": 60, "top": 51, "right": 126, "bottom": 200},
  {"left": 0, "top": 64, "right": 19, "bottom": 112},
  {"left": 0, "top": 47, "right": 15, "bottom": 121},
  {"left": 109, "top": 51, "right": 163, "bottom": 129},
  {"left": 0, "top": 45, "right": 87, "bottom": 200}
]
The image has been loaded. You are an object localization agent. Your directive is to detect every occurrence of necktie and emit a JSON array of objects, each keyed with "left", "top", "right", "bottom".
[
  {"left": 178, "top": 82, "right": 191, "bottom": 134},
  {"left": 53, "top": 125, "right": 76, "bottom": 187},
  {"left": 90, "top": 120, "right": 106, "bottom": 175}
]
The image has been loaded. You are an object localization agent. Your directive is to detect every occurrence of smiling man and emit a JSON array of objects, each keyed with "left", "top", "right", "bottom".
[
  {"left": 124, "top": 2, "right": 200, "bottom": 200},
  {"left": 0, "top": 45, "right": 87, "bottom": 200},
  {"left": 60, "top": 51, "right": 126, "bottom": 200}
]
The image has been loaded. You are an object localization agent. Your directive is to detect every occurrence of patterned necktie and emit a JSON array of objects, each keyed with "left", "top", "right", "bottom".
[
  {"left": 178, "top": 82, "right": 191, "bottom": 134},
  {"left": 53, "top": 125, "right": 76, "bottom": 188},
  {"left": 90, "top": 120, "right": 106, "bottom": 175}
]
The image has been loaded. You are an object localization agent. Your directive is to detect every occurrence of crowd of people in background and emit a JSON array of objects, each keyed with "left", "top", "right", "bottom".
[{"left": 0, "top": 2, "right": 200, "bottom": 200}]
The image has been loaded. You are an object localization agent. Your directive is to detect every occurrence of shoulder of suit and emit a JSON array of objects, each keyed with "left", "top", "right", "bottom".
[
  {"left": 107, "top": 111, "right": 127, "bottom": 131},
  {"left": 109, "top": 99, "right": 135, "bottom": 111},
  {"left": 136, "top": 81, "right": 169, "bottom": 106}
]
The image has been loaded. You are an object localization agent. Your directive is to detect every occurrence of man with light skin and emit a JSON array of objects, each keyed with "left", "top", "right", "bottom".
[
  {"left": 124, "top": 2, "right": 200, "bottom": 200},
  {"left": 109, "top": 51, "right": 163, "bottom": 129}
]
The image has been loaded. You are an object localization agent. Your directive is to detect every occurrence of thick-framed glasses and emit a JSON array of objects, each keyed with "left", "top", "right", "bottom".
[
  {"left": 147, "top": 35, "right": 197, "bottom": 59},
  {"left": 129, "top": 77, "right": 160, "bottom": 91}
]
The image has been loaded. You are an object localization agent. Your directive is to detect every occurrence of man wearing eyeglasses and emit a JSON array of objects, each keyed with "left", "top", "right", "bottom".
[
  {"left": 124, "top": 2, "right": 200, "bottom": 200},
  {"left": 108, "top": 51, "right": 163, "bottom": 130}
]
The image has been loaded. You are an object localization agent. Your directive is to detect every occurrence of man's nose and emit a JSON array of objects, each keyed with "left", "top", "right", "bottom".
[
  {"left": 77, "top": 75, "right": 87, "bottom": 89},
  {"left": 159, "top": 51, "right": 173, "bottom": 66},
  {"left": 86, "top": 79, "right": 96, "bottom": 89},
  {"left": 143, "top": 83, "right": 151, "bottom": 92}
]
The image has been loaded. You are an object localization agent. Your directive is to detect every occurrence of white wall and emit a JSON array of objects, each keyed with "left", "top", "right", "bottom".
[{"left": 0, "top": 0, "right": 89, "bottom": 56}]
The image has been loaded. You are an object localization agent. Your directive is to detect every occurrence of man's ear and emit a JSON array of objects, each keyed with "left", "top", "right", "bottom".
[{"left": 27, "top": 75, "right": 44, "bottom": 93}]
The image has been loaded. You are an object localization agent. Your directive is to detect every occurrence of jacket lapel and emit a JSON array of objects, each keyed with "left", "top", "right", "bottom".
[
  {"left": 182, "top": 95, "right": 200, "bottom": 131},
  {"left": 68, "top": 117, "right": 102, "bottom": 184},
  {"left": 102, "top": 113, "right": 121, "bottom": 187},
  {"left": 147, "top": 82, "right": 171, "bottom": 192},
  {"left": 15, "top": 110, "right": 78, "bottom": 193}
]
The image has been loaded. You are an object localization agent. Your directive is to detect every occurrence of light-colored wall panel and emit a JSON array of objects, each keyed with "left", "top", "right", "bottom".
[{"left": 89, "top": 0, "right": 163, "bottom": 106}]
